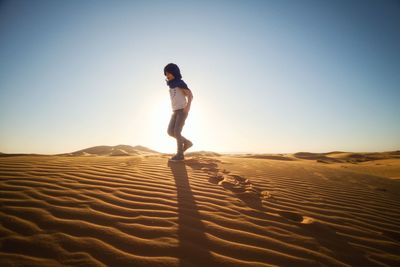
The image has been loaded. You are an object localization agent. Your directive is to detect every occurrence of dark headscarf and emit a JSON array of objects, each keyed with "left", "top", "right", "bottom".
[{"left": 164, "top": 63, "right": 190, "bottom": 89}]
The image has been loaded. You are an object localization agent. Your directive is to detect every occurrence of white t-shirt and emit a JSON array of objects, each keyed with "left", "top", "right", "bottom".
[{"left": 169, "top": 87, "right": 187, "bottom": 111}]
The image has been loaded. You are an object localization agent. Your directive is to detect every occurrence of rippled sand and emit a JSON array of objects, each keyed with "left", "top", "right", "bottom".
[{"left": 1, "top": 152, "right": 399, "bottom": 266}]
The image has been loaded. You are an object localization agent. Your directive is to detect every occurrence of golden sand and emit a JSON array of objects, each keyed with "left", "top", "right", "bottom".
[{"left": 1, "top": 150, "right": 399, "bottom": 266}]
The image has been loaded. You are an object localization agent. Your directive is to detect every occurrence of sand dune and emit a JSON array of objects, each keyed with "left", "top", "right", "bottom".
[
  {"left": 56, "top": 145, "right": 160, "bottom": 157},
  {"left": 1, "top": 147, "right": 400, "bottom": 266},
  {"left": 292, "top": 151, "right": 400, "bottom": 164}
]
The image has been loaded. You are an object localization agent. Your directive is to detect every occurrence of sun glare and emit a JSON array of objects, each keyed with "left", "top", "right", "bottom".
[{"left": 146, "top": 90, "right": 205, "bottom": 154}]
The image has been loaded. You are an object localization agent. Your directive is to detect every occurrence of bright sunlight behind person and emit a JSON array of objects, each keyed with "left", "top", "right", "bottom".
[{"left": 147, "top": 89, "right": 204, "bottom": 154}]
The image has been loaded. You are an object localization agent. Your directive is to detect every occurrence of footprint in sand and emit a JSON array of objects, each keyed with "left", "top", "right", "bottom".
[
  {"left": 301, "top": 216, "right": 315, "bottom": 224},
  {"left": 278, "top": 210, "right": 315, "bottom": 224},
  {"left": 186, "top": 157, "right": 318, "bottom": 222},
  {"left": 208, "top": 172, "right": 225, "bottom": 184},
  {"left": 261, "top": 190, "right": 275, "bottom": 201},
  {"left": 213, "top": 173, "right": 264, "bottom": 208},
  {"left": 186, "top": 157, "right": 264, "bottom": 209}
]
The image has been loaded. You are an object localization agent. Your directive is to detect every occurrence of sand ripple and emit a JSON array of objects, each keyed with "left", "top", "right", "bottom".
[{"left": 1, "top": 155, "right": 400, "bottom": 266}]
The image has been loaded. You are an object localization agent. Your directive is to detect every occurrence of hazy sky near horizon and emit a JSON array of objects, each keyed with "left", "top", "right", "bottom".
[{"left": 1, "top": 0, "right": 399, "bottom": 154}]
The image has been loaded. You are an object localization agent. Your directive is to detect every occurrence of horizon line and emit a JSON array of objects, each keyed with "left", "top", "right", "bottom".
[{"left": 1, "top": 143, "right": 399, "bottom": 156}]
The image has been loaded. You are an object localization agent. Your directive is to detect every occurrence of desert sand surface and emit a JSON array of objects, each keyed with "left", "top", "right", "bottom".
[{"left": 1, "top": 146, "right": 400, "bottom": 266}]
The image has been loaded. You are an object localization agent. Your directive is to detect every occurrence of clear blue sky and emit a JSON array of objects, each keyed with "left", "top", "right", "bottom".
[{"left": 1, "top": 0, "right": 399, "bottom": 154}]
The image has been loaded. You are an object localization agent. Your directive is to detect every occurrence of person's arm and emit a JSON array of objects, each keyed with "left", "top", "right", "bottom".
[{"left": 182, "top": 88, "right": 193, "bottom": 113}]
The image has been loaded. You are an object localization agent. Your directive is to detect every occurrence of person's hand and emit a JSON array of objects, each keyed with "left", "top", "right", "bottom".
[{"left": 183, "top": 105, "right": 190, "bottom": 114}]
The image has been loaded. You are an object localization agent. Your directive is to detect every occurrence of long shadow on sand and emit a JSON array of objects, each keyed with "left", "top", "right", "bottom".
[{"left": 168, "top": 161, "right": 214, "bottom": 266}]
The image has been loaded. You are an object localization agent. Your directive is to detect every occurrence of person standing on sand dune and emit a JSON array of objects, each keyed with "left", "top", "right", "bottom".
[{"left": 164, "top": 63, "right": 194, "bottom": 161}]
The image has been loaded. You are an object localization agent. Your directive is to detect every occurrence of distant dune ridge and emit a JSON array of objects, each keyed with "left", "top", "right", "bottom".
[
  {"left": 293, "top": 151, "right": 400, "bottom": 164},
  {"left": 1, "top": 145, "right": 400, "bottom": 266},
  {"left": 0, "top": 145, "right": 161, "bottom": 157},
  {"left": 58, "top": 145, "right": 161, "bottom": 156}
]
